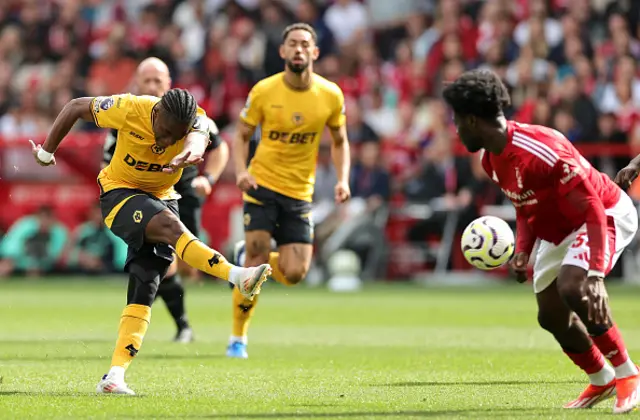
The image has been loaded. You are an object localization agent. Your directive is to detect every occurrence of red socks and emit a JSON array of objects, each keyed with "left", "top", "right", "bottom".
[
  {"left": 564, "top": 344, "right": 606, "bottom": 374},
  {"left": 591, "top": 325, "right": 629, "bottom": 367}
]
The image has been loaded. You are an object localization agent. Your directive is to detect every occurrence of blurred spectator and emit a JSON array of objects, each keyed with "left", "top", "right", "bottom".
[
  {"left": 0, "top": 205, "right": 67, "bottom": 277},
  {"left": 67, "top": 204, "right": 127, "bottom": 274},
  {"left": 350, "top": 140, "right": 390, "bottom": 207},
  {"left": 323, "top": 0, "right": 368, "bottom": 50},
  {"left": 404, "top": 136, "right": 475, "bottom": 242}
]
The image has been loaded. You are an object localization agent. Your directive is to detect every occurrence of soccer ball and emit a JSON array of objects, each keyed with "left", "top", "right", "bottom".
[{"left": 461, "top": 216, "right": 515, "bottom": 270}]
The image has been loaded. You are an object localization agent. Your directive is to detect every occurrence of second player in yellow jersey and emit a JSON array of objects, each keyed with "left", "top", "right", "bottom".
[
  {"left": 227, "top": 22, "right": 351, "bottom": 359},
  {"left": 240, "top": 68, "right": 345, "bottom": 201}
]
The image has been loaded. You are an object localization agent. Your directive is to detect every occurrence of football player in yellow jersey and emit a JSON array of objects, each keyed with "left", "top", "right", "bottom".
[
  {"left": 102, "top": 58, "right": 230, "bottom": 344},
  {"left": 29, "top": 88, "right": 271, "bottom": 395},
  {"left": 227, "top": 23, "right": 351, "bottom": 358}
]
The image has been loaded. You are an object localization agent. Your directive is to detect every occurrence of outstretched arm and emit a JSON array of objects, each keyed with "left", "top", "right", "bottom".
[{"left": 31, "top": 97, "right": 94, "bottom": 166}]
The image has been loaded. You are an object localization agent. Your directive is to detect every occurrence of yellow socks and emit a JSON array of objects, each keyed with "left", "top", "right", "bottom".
[
  {"left": 268, "top": 252, "right": 295, "bottom": 286},
  {"left": 110, "top": 304, "right": 151, "bottom": 370},
  {"left": 231, "top": 286, "right": 258, "bottom": 339},
  {"left": 176, "top": 231, "right": 234, "bottom": 281}
]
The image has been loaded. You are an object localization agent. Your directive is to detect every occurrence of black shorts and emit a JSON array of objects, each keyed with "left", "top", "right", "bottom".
[
  {"left": 100, "top": 188, "right": 179, "bottom": 269},
  {"left": 177, "top": 194, "right": 203, "bottom": 238},
  {"left": 243, "top": 185, "right": 313, "bottom": 245}
]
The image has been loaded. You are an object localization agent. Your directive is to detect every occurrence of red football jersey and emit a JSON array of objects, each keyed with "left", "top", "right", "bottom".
[{"left": 481, "top": 121, "right": 621, "bottom": 275}]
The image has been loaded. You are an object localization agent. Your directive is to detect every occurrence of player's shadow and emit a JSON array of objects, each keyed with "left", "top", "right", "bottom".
[
  {"left": 200, "top": 408, "right": 554, "bottom": 418},
  {"left": 0, "top": 391, "right": 107, "bottom": 397},
  {"left": 0, "top": 354, "right": 224, "bottom": 362},
  {"left": 373, "top": 379, "right": 581, "bottom": 387}
]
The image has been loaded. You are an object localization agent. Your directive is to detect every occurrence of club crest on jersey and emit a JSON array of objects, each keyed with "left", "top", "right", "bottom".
[
  {"left": 292, "top": 112, "right": 304, "bottom": 126},
  {"left": 150, "top": 144, "right": 165, "bottom": 155},
  {"left": 133, "top": 210, "right": 143, "bottom": 224}
]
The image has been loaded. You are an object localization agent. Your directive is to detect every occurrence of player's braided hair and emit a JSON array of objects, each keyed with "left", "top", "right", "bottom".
[
  {"left": 282, "top": 22, "right": 317, "bottom": 44},
  {"left": 442, "top": 69, "right": 511, "bottom": 120},
  {"left": 160, "top": 88, "right": 197, "bottom": 125}
]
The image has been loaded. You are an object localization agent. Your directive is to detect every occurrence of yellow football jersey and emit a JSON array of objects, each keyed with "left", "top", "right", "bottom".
[
  {"left": 93, "top": 94, "right": 208, "bottom": 200},
  {"left": 240, "top": 72, "right": 346, "bottom": 202}
]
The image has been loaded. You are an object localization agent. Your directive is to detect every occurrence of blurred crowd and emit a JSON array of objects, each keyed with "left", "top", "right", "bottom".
[{"left": 1, "top": 0, "right": 640, "bottom": 276}]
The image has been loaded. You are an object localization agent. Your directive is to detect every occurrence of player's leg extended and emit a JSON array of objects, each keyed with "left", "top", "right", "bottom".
[
  {"left": 145, "top": 209, "right": 270, "bottom": 299},
  {"left": 229, "top": 230, "right": 272, "bottom": 358},
  {"left": 157, "top": 260, "right": 192, "bottom": 342},
  {"left": 536, "top": 280, "right": 616, "bottom": 408},
  {"left": 557, "top": 265, "right": 639, "bottom": 413}
]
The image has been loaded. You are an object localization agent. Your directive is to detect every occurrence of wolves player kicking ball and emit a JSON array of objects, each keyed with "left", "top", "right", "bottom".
[{"left": 461, "top": 216, "right": 515, "bottom": 270}]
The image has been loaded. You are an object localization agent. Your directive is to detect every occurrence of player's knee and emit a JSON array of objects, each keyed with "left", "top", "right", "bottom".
[
  {"left": 556, "top": 266, "right": 585, "bottom": 304},
  {"left": 537, "top": 309, "right": 568, "bottom": 334},
  {"left": 281, "top": 264, "right": 307, "bottom": 285},
  {"left": 146, "top": 210, "right": 184, "bottom": 246}
]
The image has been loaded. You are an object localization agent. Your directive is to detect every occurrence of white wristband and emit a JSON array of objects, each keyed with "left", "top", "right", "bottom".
[
  {"left": 37, "top": 148, "right": 54, "bottom": 163},
  {"left": 587, "top": 270, "right": 605, "bottom": 278}
]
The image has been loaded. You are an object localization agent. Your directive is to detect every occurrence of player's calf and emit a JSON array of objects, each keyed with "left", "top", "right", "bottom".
[{"left": 557, "top": 265, "right": 640, "bottom": 413}]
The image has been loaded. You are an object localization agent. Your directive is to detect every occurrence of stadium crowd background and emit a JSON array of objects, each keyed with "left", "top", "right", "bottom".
[{"left": 1, "top": 0, "right": 639, "bottom": 280}]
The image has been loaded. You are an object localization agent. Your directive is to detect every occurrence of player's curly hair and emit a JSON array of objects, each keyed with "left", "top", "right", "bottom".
[
  {"left": 282, "top": 22, "right": 317, "bottom": 44},
  {"left": 442, "top": 69, "right": 511, "bottom": 120},
  {"left": 160, "top": 88, "right": 197, "bottom": 125}
]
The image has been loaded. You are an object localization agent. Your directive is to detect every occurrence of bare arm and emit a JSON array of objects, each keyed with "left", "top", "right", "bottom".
[
  {"left": 233, "top": 122, "right": 255, "bottom": 175},
  {"left": 42, "top": 97, "right": 94, "bottom": 153},
  {"left": 204, "top": 140, "right": 229, "bottom": 181},
  {"left": 182, "top": 131, "right": 208, "bottom": 160},
  {"left": 329, "top": 124, "right": 351, "bottom": 185}
]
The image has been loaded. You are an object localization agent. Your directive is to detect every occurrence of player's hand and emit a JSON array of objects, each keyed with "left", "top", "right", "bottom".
[
  {"left": 510, "top": 252, "right": 529, "bottom": 283},
  {"left": 163, "top": 151, "right": 203, "bottom": 174},
  {"left": 335, "top": 181, "right": 351, "bottom": 203},
  {"left": 191, "top": 176, "right": 213, "bottom": 197},
  {"left": 29, "top": 140, "right": 56, "bottom": 166},
  {"left": 582, "top": 276, "right": 611, "bottom": 325},
  {"left": 614, "top": 166, "right": 639, "bottom": 190},
  {"left": 236, "top": 170, "right": 258, "bottom": 192}
]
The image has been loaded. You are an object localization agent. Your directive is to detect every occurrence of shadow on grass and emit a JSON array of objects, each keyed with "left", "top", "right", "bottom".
[
  {"left": 374, "top": 380, "right": 582, "bottom": 387},
  {"left": 0, "top": 390, "right": 125, "bottom": 397},
  {"left": 0, "top": 354, "right": 224, "bottom": 362},
  {"left": 199, "top": 408, "right": 571, "bottom": 418}
]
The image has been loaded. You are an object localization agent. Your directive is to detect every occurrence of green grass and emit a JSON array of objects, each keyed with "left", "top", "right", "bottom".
[{"left": 1, "top": 279, "right": 640, "bottom": 419}]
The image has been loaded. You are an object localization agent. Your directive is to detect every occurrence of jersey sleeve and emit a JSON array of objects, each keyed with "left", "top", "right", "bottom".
[
  {"left": 90, "top": 94, "right": 132, "bottom": 130},
  {"left": 552, "top": 151, "right": 608, "bottom": 276},
  {"left": 188, "top": 107, "right": 209, "bottom": 137},
  {"left": 239, "top": 85, "right": 263, "bottom": 127},
  {"left": 327, "top": 87, "right": 346, "bottom": 129}
]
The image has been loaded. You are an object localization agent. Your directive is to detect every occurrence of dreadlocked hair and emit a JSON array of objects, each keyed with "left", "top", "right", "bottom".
[
  {"left": 160, "top": 88, "right": 197, "bottom": 125},
  {"left": 442, "top": 69, "right": 511, "bottom": 120}
]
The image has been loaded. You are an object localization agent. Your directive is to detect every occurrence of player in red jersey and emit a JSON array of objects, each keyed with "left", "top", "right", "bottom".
[{"left": 443, "top": 69, "right": 640, "bottom": 414}]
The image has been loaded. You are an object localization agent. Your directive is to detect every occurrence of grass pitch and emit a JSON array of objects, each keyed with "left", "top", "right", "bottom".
[{"left": 1, "top": 278, "right": 640, "bottom": 419}]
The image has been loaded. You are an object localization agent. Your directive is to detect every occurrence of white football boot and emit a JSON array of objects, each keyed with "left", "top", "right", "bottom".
[{"left": 96, "top": 372, "right": 135, "bottom": 395}]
